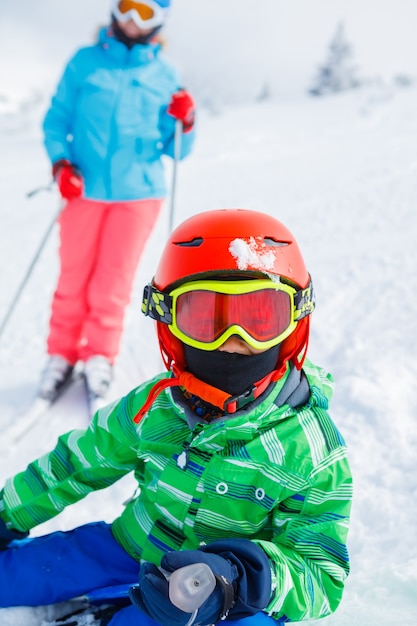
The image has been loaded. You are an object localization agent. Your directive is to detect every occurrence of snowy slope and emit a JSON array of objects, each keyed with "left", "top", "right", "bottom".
[{"left": 1, "top": 71, "right": 417, "bottom": 626}]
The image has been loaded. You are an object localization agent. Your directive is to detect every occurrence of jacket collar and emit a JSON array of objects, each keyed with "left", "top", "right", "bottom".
[
  {"left": 172, "top": 364, "right": 309, "bottom": 439},
  {"left": 98, "top": 26, "right": 160, "bottom": 65}
]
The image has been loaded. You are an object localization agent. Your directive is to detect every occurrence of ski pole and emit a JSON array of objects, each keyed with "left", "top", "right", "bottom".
[
  {"left": 168, "top": 118, "right": 183, "bottom": 233},
  {"left": 73, "top": 562, "right": 215, "bottom": 616},
  {"left": 26, "top": 182, "right": 54, "bottom": 198},
  {"left": 169, "top": 562, "right": 216, "bottom": 626},
  {"left": 0, "top": 205, "right": 61, "bottom": 341},
  {"left": 78, "top": 583, "right": 133, "bottom": 605}
]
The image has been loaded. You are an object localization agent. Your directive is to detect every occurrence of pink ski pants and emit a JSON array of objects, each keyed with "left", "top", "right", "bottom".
[{"left": 47, "top": 197, "right": 163, "bottom": 364}]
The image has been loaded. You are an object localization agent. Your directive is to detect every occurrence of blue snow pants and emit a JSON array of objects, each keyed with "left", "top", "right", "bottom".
[{"left": 0, "top": 522, "right": 275, "bottom": 625}]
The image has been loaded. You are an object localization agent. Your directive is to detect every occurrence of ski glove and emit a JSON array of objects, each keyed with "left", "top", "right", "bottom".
[
  {"left": 0, "top": 516, "right": 29, "bottom": 550},
  {"left": 129, "top": 538, "right": 271, "bottom": 626},
  {"left": 167, "top": 89, "right": 195, "bottom": 133},
  {"left": 52, "top": 159, "right": 84, "bottom": 200}
]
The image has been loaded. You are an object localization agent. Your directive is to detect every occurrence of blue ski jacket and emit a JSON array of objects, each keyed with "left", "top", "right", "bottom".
[{"left": 42, "top": 27, "right": 195, "bottom": 201}]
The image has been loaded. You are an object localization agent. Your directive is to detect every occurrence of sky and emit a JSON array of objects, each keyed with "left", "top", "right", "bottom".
[
  {"left": 1, "top": 0, "right": 417, "bottom": 108},
  {"left": 0, "top": 1, "right": 417, "bottom": 625}
]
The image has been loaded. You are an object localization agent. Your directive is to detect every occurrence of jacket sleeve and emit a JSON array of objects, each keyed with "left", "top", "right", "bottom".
[
  {"left": 0, "top": 397, "right": 140, "bottom": 532},
  {"left": 42, "top": 54, "right": 80, "bottom": 166},
  {"left": 254, "top": 451, "right": 352, "bottom": 621}
]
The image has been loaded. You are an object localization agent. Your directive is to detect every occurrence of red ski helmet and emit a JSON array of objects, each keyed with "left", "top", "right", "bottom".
[{"left": 146, "top": 209, "right": 314, "bottom": 375}]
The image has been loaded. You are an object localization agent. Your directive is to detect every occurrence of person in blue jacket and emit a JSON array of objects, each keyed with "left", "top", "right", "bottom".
[{"left": 39, "top": 0, "right": 196, "bottom": 405}]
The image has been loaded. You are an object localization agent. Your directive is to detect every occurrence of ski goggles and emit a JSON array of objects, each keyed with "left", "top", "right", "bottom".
[
  {"left": 113, "top": 0, "right": 167, "bottom": 29},
  {"left": 142, "top": 278, "right": 315, "bottom": 351}
]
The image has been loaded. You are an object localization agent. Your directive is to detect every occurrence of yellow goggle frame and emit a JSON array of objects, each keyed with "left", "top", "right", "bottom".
[{"left": 142, "top": 278, "right": 315, "bottom": 351}]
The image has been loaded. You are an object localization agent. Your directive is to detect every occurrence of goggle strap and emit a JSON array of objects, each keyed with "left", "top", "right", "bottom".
[
  {"left": 294, "top": 279, "right": 315, "bottom": 321},
  {"left": 142, "top": 284, "right": 172, "bottom": 324}
]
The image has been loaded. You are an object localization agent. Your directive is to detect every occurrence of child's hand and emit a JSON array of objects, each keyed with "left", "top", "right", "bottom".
[
  {"left": 130, "top": 553, "right": 231, "bottom": 626},
  {"left": 129, "top": 538, "right": 271, "bottom": 625}
]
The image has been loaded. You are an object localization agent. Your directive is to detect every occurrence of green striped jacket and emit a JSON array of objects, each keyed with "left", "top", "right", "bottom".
[{"left": 0, "top": 359, "right": 352, "bottom": 622}]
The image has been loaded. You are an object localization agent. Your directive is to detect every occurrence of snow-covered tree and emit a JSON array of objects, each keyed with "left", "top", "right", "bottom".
[{"left": 309, "top": 21, "right": 361, "bottom": 96}]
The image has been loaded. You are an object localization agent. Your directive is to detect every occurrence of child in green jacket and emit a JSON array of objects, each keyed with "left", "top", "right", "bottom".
[{"left": 0, "top": 209, "right": 352, "bottom": 626}]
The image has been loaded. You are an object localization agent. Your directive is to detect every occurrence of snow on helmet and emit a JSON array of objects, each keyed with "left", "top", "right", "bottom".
[
  {"left": 111, "top": 0, "right": 170, "bottom": 30},
  {"left": 145, "top": 209, "right": 314, "bottom": 373}
]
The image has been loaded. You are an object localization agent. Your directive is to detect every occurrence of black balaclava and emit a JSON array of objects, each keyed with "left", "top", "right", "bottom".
[
  {"left": 183, "top": 343, "right": 280, "bottom": 397},
  {"left": 111, "top": 15, "right": 162, "bottom": 47}
]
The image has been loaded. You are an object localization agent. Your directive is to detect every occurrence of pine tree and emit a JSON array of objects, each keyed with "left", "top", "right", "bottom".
[{"left": 309, "top": 21, "right": 361, "bottom": 96}]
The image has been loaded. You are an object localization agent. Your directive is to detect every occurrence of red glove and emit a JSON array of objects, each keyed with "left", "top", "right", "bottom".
[
  {"left": 167, "top": 89, "right": 195, "bottom": 133},
  {"left": 52, "top": 159, "right": 84, "bottom": 200}
]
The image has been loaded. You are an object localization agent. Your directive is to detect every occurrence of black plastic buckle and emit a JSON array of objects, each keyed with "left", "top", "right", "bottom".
[{"left": 224, "top": 385, "right": 256, "bottom": 412}]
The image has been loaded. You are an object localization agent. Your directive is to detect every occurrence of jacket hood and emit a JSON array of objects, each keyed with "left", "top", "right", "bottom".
[{"left": 301, "top": 358, "right": 334, "bottom": 409}]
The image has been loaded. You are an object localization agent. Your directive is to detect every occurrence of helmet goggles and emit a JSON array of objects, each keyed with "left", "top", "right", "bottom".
[
  {"left": 142, "top": 278, "right": 315, "bottom": 351},
  {"left": 113, "top": 0, "right": 167, "bottom": 29}
]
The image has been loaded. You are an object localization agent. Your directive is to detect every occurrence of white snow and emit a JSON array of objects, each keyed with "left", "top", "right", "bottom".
[
  {"left": 1, "top": 1, "right": 417, "bottom": 624},
  {"left": 229, "top": 238, "right": 277, "bottom": 272}
]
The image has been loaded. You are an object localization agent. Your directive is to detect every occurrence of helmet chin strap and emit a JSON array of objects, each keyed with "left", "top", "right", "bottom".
[
  {"left": 133, "top": 364, "right": 287, "bottom": 424},
  {"left": 176, "top": 367, "right": 287, "bottom": 414},
  {"left": 133, "top": 342, "right": 285, "bottom": 423}
]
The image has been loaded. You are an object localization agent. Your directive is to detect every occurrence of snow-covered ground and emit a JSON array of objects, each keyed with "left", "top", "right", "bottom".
[
  {"left": 1, "top": 81, "right": 416, "bottom": 625},
  {"left": 1, "top": 1, "right": 417, "bottom": 622}
]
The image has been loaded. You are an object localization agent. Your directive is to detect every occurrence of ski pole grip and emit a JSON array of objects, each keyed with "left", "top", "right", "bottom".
[{"left": 168, "top": 562, "right": 216, "bottom": 613}]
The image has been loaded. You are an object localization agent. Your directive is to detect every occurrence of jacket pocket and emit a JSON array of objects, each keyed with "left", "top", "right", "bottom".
[{"left": 194, "top": 460, "right": 287, "bottom": 540}]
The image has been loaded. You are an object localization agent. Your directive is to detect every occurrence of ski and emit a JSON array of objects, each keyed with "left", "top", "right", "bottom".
[
  {"left": 79, "top": 374, "right": 109, "bottom": 418},
  {"left": 11, "top": 370, "right": 85, "bottom": 445},
  {"left": 10, "top": 367, "right": 117, "bottom": 445}
]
